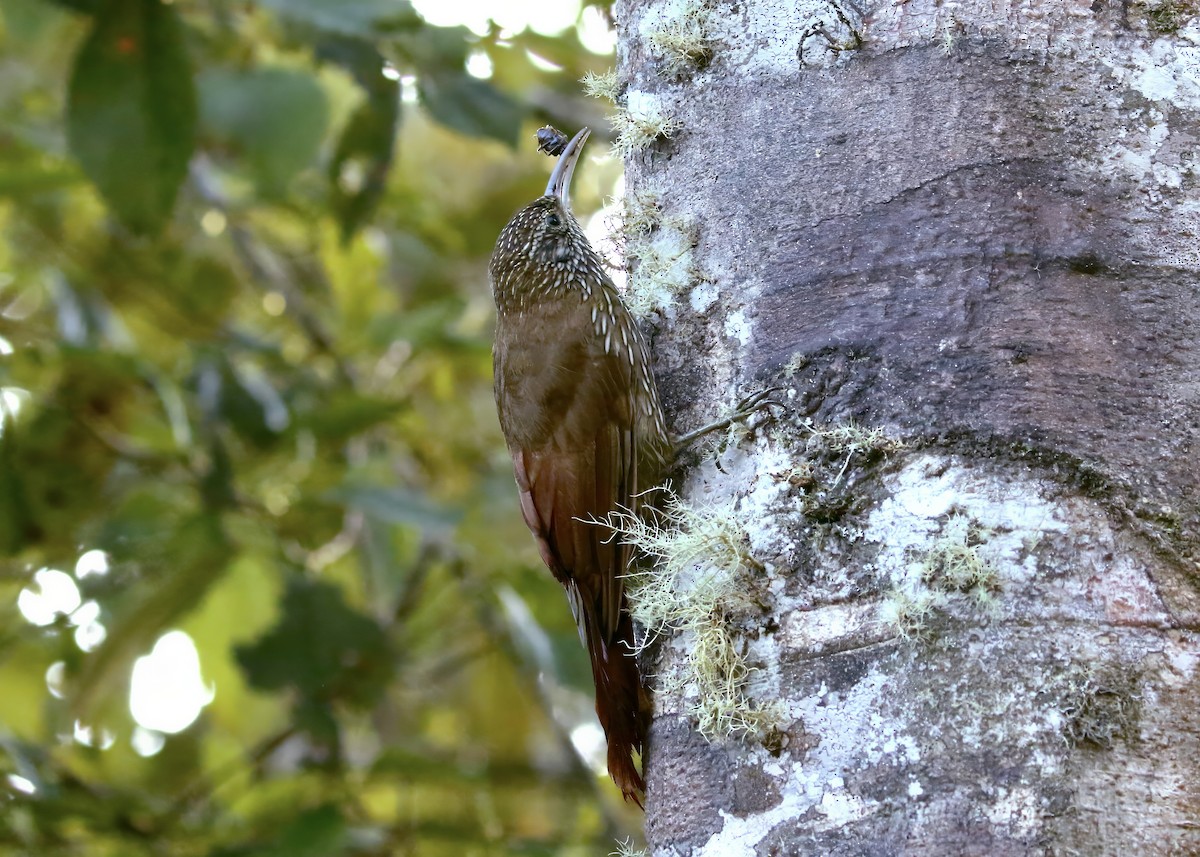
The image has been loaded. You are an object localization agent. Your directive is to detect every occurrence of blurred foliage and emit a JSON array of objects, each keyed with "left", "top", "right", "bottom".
[{"left": 0, "top": 0, "right": 636, "bottom": 853}]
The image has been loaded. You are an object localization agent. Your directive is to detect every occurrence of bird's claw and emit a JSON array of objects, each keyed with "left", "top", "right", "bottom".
[
  {"left": 731, "top": 386, "right": 789, "bottom": 419},
  {"left": 672, "top": 386, "right": 790, "bottom": 453}
]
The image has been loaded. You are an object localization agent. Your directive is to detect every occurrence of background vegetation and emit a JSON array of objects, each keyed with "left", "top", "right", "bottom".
[{"left": 0, "top": 0, "right": 635, "bottom": 852}]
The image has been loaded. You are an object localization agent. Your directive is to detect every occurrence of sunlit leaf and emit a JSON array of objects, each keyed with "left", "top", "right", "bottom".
[{"left": 66, "top": 0, "right": 197, "bottom": 234}]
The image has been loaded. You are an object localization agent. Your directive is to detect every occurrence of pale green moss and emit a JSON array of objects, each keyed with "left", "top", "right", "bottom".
[
  {"left": 610, "top": 99, "right": 683, "bottom": 157},
  {"left": 920, "top": 512, "right": 998, "bottom": 597},
  {"left": 623, "top": 206, "right": 697, "bottom": 318},
  {"left": 598, "top": 494, "right": 779, "bottom": 740},
  {"left": 610, "top": 838, "right": 647, "bottom": 857},
  {"left": 581, "top": 68, "right": 621, "bottom": 102},
  {"left": 646, "top": 0, "right": 714, "bottom": 78},
  {"left": 883, "top": 588, "right": 944, "bottom": 641},
  {"left": 782, "top": 352, "right": 809, "bottom": 379},
  {"left": 806, "top": 420, "right": 907, "bottom": 457},
  {"left": 1059, "top": 663, "right": 1144, "bottom": 750},
  {"left": 883, "top": 512, "right": 999, "bottom": 642},
  {"left": 623, "top": 185, "right": 664, "bottom": 238}
]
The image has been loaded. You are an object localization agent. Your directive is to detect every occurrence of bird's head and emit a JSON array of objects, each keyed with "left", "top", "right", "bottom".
[{"left": 491, "top": 128, "right": 597, "bottom": 291}]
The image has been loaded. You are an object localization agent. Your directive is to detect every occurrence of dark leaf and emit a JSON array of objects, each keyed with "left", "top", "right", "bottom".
[
  {"left": 236, "top": 577, "right": 393, "bottom": 708},
  {"left": 193, "top": 355, "right": 289, "bottom": 448},
  {"left": 66, "top": 0, "right": 197, "bottom": 234},
  {"left": 252, "top": 0, "right": 420, "bottom": 37},
  {"left": 208, "top": 805, "right": 348, "bottom": 857},
  {"left": 271, "top": 805, "right": 348, "bottom": 857},
  {"left": 317, "top": 36, "right": 400, "bottom": 239},
  {"left": 199, "top": 434, "right": 236, "bottom": 510},
  {"left": 418, "top": 71, "right": 521, "bottom": 146},
  {"left": 328, "top": 89, "right": 399, "bottom": 241},
  {"left": 0, "top": 432, "right": 33, "bottom": 555}
]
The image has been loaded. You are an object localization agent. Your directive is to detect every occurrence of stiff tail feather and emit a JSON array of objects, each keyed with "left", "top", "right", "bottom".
[{"left": 586, "top": 600, "right": 651, "bottom": 805}]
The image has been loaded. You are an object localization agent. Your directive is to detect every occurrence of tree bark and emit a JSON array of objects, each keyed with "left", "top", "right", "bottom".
[{"left": 618, "top": 0, "right": 1200, "bottom": 853}]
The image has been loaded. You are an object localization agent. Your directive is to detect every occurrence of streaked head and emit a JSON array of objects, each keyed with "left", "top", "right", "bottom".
[{"left": 490, "top": 128, "right": 597, "bottom": 293}]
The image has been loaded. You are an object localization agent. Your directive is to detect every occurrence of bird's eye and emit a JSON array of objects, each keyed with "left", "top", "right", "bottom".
[{"left": 546, "top": 213, "right": 561, "bottom": 228}]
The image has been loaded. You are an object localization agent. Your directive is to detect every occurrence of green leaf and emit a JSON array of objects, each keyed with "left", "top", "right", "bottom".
[
  {"left": 298, "top": 392, "right": 405, "bottom": 439},
  {"left": 328, "top": 91, "right": 399, "bottom": 241},
  {"left": 316, "top": 35, "right": 400, "bottom": 239},
  {"left": 0, "top": 147, "right": 83, "bottom": 198},
  {"left": 44, "top": 0, "right": 102, "bottom": 13},
  {"left": 253, "top": 0, "right": 420, "bottom": 37},
  {"left": 207, "top": 806, "right": 348, "bottom": 857},
  {"left": 198, "top": 66, "right": 329, "bottom": 197},
  {"left": 270, "top": 806, "right": 347, "bottom": 857},
  {"left": 418, "top": 71, "right": 521, "bottom": 146},
  {"left": 66, "top": 0, "right": 197, "bottom": 234},
  {"left": 328, "top": 483, "right": 460, "bottom": 534},
  {"left": 235, "top": 577, "right": 392, "bottom": 708}
]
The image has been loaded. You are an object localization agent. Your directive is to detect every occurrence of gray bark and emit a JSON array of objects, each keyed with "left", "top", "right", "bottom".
[{"left": 616, "top": 0, "right": 1200, "bottom": 853}]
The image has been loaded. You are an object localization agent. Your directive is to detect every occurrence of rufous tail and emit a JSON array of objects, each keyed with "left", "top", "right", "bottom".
[{"left": 586, "top": 600, "right": 651, "bottom": 806}]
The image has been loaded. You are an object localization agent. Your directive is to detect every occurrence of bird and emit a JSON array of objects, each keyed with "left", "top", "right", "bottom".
[{"left": 489, "top": 127, "right": 670, "bottom": 805}]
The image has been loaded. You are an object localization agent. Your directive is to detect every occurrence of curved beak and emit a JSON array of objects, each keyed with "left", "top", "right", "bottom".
[{"left": 544, "top": 127, "right": 591, "bottom": 210}]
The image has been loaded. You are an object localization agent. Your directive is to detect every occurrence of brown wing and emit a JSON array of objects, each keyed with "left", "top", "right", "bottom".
[{"left": 499, "top": 312, "right": 637, "bottom": 646}]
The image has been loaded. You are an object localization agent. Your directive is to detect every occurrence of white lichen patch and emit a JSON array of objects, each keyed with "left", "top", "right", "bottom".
[
  {"left": 697, "top": 762, "right": 812, "bottom": 856},
  {"left": 724, "top": 308, "right": 752, "bottom": 347},
  {"left": 686, "top": 437, "right": 797, "bottom": 559},
  {"left": 689, "top": 278, "right": 719, "bottom": 313},
  {"left": 867, "top": 455, "right": 1172, "bottom": 630},
  {"left": 985, "top": 785, "right": 1043, "bottom": 837},
  {"left": 706, "top": 0, "right": 849, "bottom": 75},
  {"left": 1123, "top": 32, "right": 1200, "bottom": 109},
  {"left": 696, "top": 759, "right": 879, "bottom": 856}
]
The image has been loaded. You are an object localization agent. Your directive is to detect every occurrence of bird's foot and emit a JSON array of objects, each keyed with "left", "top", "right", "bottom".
[{"left": 672, "top": 387, "right": 789, "bottom": 456}]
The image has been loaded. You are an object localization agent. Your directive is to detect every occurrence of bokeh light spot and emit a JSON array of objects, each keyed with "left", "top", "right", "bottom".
[
  {"left": 18, "top": 569, "right": 81, "bottom": 627},
  {"left": 129, "top": 631, "right": 214, "bottom": 734}
]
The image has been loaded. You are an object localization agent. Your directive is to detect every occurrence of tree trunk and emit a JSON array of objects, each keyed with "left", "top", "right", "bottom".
[{"left": 617, "top": 0, "right": 1200, "bottom": 853}]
